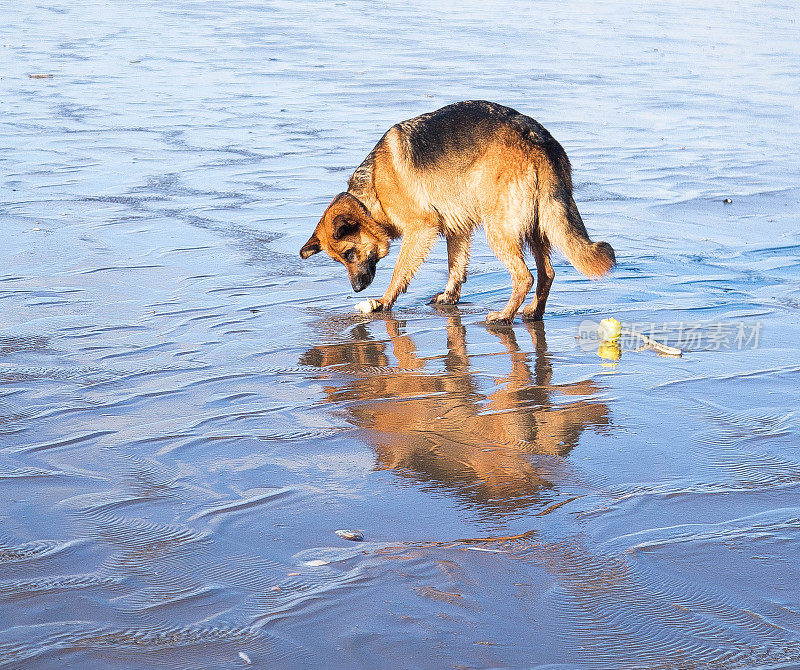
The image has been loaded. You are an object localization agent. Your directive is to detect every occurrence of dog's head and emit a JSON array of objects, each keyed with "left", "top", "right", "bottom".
[{"left": 300, "top": 192, "right": 390, "bottom": 292}]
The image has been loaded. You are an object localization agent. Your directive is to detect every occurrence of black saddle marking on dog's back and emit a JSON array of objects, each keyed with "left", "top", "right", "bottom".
[{"left": 399, "top": 100, "right": 557, "bottom": 170}]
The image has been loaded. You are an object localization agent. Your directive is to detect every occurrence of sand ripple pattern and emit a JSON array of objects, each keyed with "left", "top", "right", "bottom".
[{"left": 2, "top": 0, "right": 800, "bottom": 667}]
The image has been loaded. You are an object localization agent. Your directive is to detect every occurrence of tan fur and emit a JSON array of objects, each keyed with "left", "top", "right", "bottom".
[{"left": 301, "top": 101, "right": 615, "bottom": 323}]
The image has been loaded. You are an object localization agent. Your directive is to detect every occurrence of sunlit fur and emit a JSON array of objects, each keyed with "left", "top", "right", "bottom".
[{"left": 300, "top": 100, "right": 615, "bottom": 323}]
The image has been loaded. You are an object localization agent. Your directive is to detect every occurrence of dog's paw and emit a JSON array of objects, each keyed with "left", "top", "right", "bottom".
[
  {"left": 521, "top": 305, "right": 544, "bottom": 322},
  {"left": 355, "top": 299, "right": 383, "bottom": 314},
  {"left": 429, "top": 292, "right": 459, "bottom": 305},
  {"left": 486, "top": 311, "right": 512, "bottom": 325}
]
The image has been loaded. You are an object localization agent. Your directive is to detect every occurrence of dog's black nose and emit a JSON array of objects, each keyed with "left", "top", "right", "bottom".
[{"left": 351, "top": 272, "right": 373, "bottom": 293}]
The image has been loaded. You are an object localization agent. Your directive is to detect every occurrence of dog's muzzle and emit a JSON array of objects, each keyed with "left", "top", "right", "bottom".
[{"left": 350, "top": 257, "right": 377, "bottom": 293}]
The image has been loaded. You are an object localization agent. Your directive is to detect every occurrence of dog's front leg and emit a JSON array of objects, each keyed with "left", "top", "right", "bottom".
[
  {"left": 431, "top": 233, "right": 471, "bottom": 305},
  {"left": 356, "top": 229, "right": 438, "bottom": 313}
]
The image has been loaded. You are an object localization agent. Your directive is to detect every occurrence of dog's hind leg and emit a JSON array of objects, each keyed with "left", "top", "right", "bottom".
[
  {"left": 485, "top": 226, "right": 533, "bottom": 325},
  {"left": 430, "top": 232, "right": 471, "bottom": 305},
  {"left": 521, "top": 236, "right": 555, "bottom": 321}
]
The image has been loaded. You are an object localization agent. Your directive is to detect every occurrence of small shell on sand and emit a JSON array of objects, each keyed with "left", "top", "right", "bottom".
[
  {"left": 335, "top": 529, "right": 364, "bottom": 541},
  {"left": 355, "top": 299, "right": 380, "bottom": 314}
]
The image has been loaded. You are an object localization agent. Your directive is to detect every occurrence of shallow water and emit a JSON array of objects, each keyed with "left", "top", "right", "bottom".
[{"left": 2, "top": 0, "right": 800, "bottom": 667}]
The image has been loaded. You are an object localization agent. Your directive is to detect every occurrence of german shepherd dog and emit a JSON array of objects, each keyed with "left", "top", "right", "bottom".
[{"left": 300, "top": 100, "right": 615, "bottom": 323}]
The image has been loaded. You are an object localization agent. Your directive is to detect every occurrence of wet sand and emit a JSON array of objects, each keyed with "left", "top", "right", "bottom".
[{"left": 2, "top": 0, "right": 800, "bottom": 667}]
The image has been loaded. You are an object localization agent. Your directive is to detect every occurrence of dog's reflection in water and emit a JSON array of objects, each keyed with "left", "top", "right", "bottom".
[{"left": 301, "top": 315, "right": 609, "bottom": 514}]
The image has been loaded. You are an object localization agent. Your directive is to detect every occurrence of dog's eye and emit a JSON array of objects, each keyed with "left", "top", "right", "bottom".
[{"left": 343, "top": 249, "right": 357, "bottom": 262}]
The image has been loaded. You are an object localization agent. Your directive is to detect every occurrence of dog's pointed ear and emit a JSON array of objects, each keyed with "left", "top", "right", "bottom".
[
  {"left": 326, "top": 192, "right": 371, "bottom": 240},
  {"left": 331, "top": 214, "right": 359, "bottom": 240},
  {"left": 300, "top": 234, "right": 321, "bottom": 259}
]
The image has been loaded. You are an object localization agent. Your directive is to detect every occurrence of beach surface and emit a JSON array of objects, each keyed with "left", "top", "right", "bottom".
[{"left": 1, "top": 1, "right": 800, "bottom": 667}]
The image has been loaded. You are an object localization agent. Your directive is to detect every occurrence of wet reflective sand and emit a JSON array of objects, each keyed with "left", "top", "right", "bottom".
[
  {"left": 302, "top": 317, "right": 610, "bottom": 519},
  {"left": 2, "top": 0, "right": 800, "bottom": 667}
]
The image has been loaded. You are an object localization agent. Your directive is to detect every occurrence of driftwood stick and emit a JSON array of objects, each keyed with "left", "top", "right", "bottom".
[{"left": 622, "top": 328, "right": 682, "bottom": 357}]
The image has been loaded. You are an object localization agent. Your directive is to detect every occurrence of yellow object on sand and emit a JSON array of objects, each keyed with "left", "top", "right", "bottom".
[
  {"left": 598, "top": 317, "right": 622, "bottom": 342},
  {"left": 595, "top": 316, "right": 682, "bottom": 359}
]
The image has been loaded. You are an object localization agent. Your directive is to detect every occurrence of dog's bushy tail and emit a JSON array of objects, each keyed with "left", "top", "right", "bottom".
[{"left": 539, "top": 191, "right": 615, "bottom": 278}]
